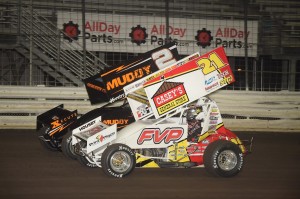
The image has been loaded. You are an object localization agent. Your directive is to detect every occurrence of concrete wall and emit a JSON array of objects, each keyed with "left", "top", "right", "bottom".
[{"left": 0, "top": 86, "right": 299, "bottom": 132}]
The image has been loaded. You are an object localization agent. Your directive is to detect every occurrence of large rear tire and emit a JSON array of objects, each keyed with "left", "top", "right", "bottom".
[
  {"left": 101, "top": 144, "right": 136, "bottom": 178},
  {"left": 61, "top": 130, "right": 77, "bottom": 160},
  {"left": 37, "top": 127, "right": 59, "bottom": 151},
  {"left": 203, "top": 140, "right": 243, "bottom": 177}
]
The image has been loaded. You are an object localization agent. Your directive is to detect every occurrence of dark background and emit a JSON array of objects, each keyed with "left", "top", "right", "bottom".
[{"left": 0, "top": 130, "right": 299, "bottom": 199}]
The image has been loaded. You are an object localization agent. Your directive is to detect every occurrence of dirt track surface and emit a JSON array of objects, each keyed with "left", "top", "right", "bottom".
[{"left": 0, "top": 130, "right": 299, "bottom": 199}]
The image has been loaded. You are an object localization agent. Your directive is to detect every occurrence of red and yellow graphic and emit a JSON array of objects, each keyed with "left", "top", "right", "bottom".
[{"left": 152, "top": 82, "right": 189, "bottom": 115}]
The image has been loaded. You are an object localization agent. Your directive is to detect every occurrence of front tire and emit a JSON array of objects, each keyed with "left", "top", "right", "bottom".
[
  {"left": 204, "top": 140, "right": 243, "bottom": 177},
  {"left": 101, "top": 144, "right": 136, "bottom": 178},
  {"left": 61, "top": 130, "right": 77, "bottom": 160}
]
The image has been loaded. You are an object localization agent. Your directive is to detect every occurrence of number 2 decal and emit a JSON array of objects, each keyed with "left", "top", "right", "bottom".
[
  {"left": 196, "top": 52, "right": 226, "bottom": 75},
  {"left": 152, "top": 48, "right": 177, "bottom": 70}
]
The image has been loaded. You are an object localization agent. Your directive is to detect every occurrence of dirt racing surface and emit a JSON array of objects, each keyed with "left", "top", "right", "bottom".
[{"left": 0, "top": 129, "right": 299, "bottom": 199}]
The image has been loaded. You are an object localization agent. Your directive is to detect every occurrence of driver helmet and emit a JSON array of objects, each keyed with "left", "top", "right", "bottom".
[{"left": 186, "top": 107, "right": 198, "bottom": 121}]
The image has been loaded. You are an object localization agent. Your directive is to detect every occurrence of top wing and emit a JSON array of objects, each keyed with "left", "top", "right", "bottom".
[{"left": 142, "top": 47, "right": 234, "bottom": 119}]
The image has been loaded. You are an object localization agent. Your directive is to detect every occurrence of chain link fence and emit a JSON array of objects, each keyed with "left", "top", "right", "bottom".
[{"left": 0, "top": 0, "right": 299, "bottom": 91}]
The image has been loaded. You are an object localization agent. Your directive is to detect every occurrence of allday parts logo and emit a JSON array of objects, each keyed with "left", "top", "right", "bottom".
[
  {"left": 129, "top": 25, "right": 148, "bottom": 45},
  {"left": 63, "top": 21, "right": 80, "bottom": 42},
  {"left": 195, "top": 28, "right": 213, "bottom": 48},
  {"left": 195, "top": 27, "right": 252, "bottom": 49}
]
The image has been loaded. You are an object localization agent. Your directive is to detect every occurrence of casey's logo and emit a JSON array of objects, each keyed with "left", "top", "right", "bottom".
[{"left": 152, "top": 82, "right": 189, "bottom": 115}]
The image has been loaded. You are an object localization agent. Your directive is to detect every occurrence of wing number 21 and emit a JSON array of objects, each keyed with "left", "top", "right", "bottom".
[{"left": 196, "top": 52, "right": 226, "bottom": 75}]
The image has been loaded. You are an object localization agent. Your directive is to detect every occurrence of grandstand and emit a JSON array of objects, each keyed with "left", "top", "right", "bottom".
[{"left": 0, "top": 0, "right": 299, "bottom": 91}]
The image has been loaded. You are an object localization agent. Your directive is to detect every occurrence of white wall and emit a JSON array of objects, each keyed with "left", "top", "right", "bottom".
[{"left": 0, "top": 86, "right": 299, "bottom": 132}]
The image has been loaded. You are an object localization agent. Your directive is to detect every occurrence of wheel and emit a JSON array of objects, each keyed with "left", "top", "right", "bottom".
[
  {"left": 101, "top": 144, "right": 136, "bottom": 178},
  {"left": 61, "top": 130, "right": 77, "bottom": 160},
  {"left": 203, "top": 140, "right": 243, "bottom": 177},
  {"left": 37, "top": 127, "right": 59, "bottom": 151},
  {"left": 77, "top": 154, "right": 99, "bottom": 168}
]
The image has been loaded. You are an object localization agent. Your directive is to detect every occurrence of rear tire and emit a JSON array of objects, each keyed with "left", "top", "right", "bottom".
[
  {"left": 61, "top": 130, "right": 77, "bottom": 160},
  {"left": 204, "top": 140, "right": 243, "bottom": 177},
  {"left": 37, "top": 127, "right": 59, "bottom": 151},
  {"left": 101, "top": 144, "right": 136, "bottom": 178}
]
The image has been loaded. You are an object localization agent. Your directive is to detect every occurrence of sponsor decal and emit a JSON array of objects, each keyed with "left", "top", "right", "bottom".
[
  {"left": 102, "top": 119, "right": 129, "bottom": 126},
  {"left": 196, "top": 50, "right": 226, "bottom": 75},
  {"left": 217, "top": 70, "right": 229, "bottom": 78},
  {"left": 205, "top": 82, "right": 219, "bottom": 92},
  {"left": 49, "top": 112, "right": 77, "bottom": 136},
  {"left": 79, "top": 120, "right": 96, "bottom": 131},
  {"left": 89, "top": 131, "right": 116, "bottom": 147},
  {"left": 152, "top": 82, "right": 189, "bottom": 115},
  {"left": 96, "top": 131, "right": 116, "bottom": 142},
  {"left": 86, "top": 83, "right": 106, "bottom": 93},
  {"left": 209, "top": 120, "right": 218, "bottom": 124},
  {"left": 109, "top": 93, "right": 125, "bottom": 103},
  {"left": 186, "top": 145, "right": 202, "bottom": 153},
  {"left": 210, "top": 116, "right": 218, "bottom": 120},
  {"left": 50, "top": 112, "right": 77, "bottom": 129},
  {"left": 79, "top": 125, "right": 104, "bottom": 140},
  {"left": 210, "top": 112, "right": 219, "bottom": 116},
  {"left": 137, "top": 104, "right": 151, "bottom": 118},
  {"left": 211, "top": 108, "right": 219, "bottom": 112},
  {"left": 105, "top": 65, "right": 151, "bottom": 91},
  {"left": 205, "top": 76, "right": 216, "bottom": 86},
  {"left": 219, "top": 75, "right": 234, "bottom": 86},
  {"left": 137, "top": 127, "right": 184, "bottom": 145}
]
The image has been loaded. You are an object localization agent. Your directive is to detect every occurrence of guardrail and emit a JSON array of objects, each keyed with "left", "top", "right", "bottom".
[{"left": 0, "top": 86, "right": 299, "bottom": 132}]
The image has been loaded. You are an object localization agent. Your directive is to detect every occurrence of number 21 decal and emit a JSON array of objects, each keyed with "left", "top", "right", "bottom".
[{"left": 196, "top": 52, "right": 226, "bottom": 75}]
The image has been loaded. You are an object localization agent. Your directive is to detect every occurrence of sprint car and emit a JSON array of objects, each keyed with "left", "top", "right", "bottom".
[
  {"left": 70, "top": 47, "right": 252, "bottom": 178},
  {"left": 72, "top": 97, "right": 251, "bottom": 178},
  {"left": 36, "top": 100, "right": 134, "bottom": 158},
  {"left": 36, "top": 43, "right": 180, "bottom": 160}
]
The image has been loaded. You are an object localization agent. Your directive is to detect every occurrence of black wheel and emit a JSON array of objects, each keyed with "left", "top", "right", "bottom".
[
  {"left": 37, "top": 127, "right": 59, "bottom": 151},
  {"left": 203, "top": 140, "right": 243, "bottom": 177},
  {"left": 101, "top": 144, "right": 136, "bottom": 178},
  {"left": 77, "top": 154, "right": 99, "bottom": 168},
  {"left": 61, "top": 130, "right": 77, "bottom": 160}
]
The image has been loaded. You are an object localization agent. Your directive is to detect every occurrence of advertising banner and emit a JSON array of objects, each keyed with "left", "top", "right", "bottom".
[{"left": 58, "top": 12, "right": 258, "bottom": 57}]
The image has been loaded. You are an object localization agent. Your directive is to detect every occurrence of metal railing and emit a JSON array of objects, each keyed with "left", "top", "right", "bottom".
[{"left": 11, "top": 6, "right": 110, "bottom": 85}]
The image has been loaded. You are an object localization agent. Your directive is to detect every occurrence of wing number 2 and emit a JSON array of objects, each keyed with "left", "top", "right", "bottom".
[{"left": 152, "top": 48, "right": 177, "bottom": 70}]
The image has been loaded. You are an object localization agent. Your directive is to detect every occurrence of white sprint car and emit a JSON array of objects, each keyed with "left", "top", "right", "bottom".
[{"left": 71, "top": 47, "right": 252, "bottom": 178}]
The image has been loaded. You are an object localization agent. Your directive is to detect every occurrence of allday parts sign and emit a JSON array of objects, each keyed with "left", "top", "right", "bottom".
[{"left": 58, "top": 12, "right": 258, "bottom": 57}]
